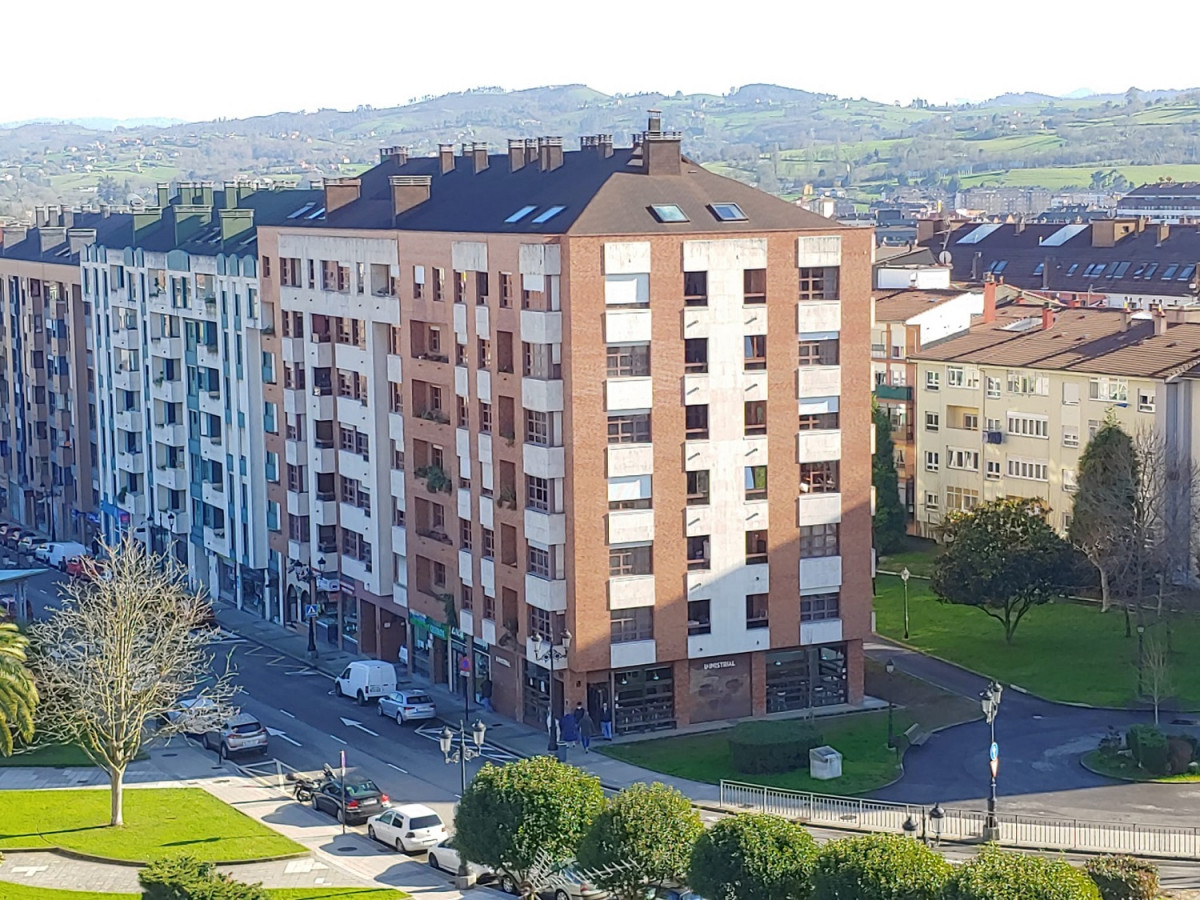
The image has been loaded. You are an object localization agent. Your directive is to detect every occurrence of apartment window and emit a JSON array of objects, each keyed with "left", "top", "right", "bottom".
[
  {"left": 525, "top": 409, "right": 550, "bottom": 445},
  {"left": 946, "top": 448, "right": 979, "bottom": 471},
  {"left": 799, "top": 411, "right": 840, "bottom": 430},
  {"left": 801, "top": 591, "right": 840, "bottom": 622},
  {"left": 744, "top": 335, "right": 767, "bottom": 371},
  {"left": 1007, "top": 414, "right": 1049, "bottom": 439},
  {"left": 800, "top": 461, "right": 839, "bottom": 493},
  {"left": 962, "top": 413, "right": 980, "bottom": 431},
  {"left": 1063, "top": 382, "right": 1080, "bottom": 405},
  {"left": 946, "top": 486, "right": 980, "bottom": 512},
  {"left": 924, "top": 491, "right": 939, "bottom": 510},
  {"left": 611, "top": 607, "right": 653, "bottom": 643},
  {"left": 500, "top": 273, "right": 513, "bottom": 308},
  {"left": 683, "top": 271, "right": 708, "bottom": 306},
  {"left": 686, "top": 470, "right": 710, "bottom": 506},
  {"left": 480, "top": 402, "right": 492, "bottom": 434},
  {"left": 528, "top": 545, "right": 552, "bottom": 578},
  {"left": 745, "top": 593, "right": 769, "bottom": 629},
  {"left": 799, "top": 523, "right": 839, "bottom": 558},
  {"left": 925, "top": 412, "right": 939, "bottom": 432},
  {"left": 456, "top": 397, "right": 469, "bottom": 428},
  {"left": 986, "top": 459, "right": 1001, "bottom": 480},
  {"left": 1138, "top": 389, "right": 1156, "bottom": 413},
  {"left": 686, "top": 405, "right": 710, "bottom": 440},
  {"left": 925, "top": 370, "right": 940, "bottom": 391},
  {"left": 1007, "top": 456, "right": 1049, "bottom": 481},
  {"left": 482, "top": 594, "right": 495, "bottom": 620},
  {"left": 684, "top": 338, "right": 708, "bottom": 374},
  {"left": 393, "top": 443, "right": 406, "bottom": 471},
  {"left": 1064, "top": 468, "right": 1079, "bottom": 493},
  {"left": 986, "top": 376, "right": 1001, "bottom": 398},
  {"left": 610, "top": 544, "right": 652, "bottom": 576},
  {"left": 740, "top": 403, "right": 766, "bottom": 438},
  {"left": 745, "top": 466, "right": 768, "bottom": 501},
  {"left": 526, "top": 475, "right": 551, "bottom": 512},
  {"left": 687, "top": 599, "right": 711, "bottom": 636},
  {"left": 606, "top": 344, "right": 651, "bottom": 378},
  {"left": 477, "top": 338, "right": 492, "bottom": 369},
  {"left": 482, "top": 528, "right": 495, "bottom": 559},
  {"left": 745, "top": 530, "right": 768, "bottom": 564},
  {"left": 985, "top": 417, "right": 1002, "bottom": 433},
  {"left": 608, "top": 413, "right": 651, "bottom": 444},
  {"left": 947, "top": 366, "right": 963, "bottom": 387},
  {"left": 1088, "top": 419, "right": 1102, "bottom": 440},
  {"left": 925, "top": 451, "right": 939, "bottom": 472},
  {"left": 743, "top": 268, "right": 767, "bottom": 304},
  {"left": 686, "top": 536, "right": 711, "bottom": 570},
  {"left": 433, "top": 267, "right": 445, "bottom": 302},
  {"left": 1009, "top": 371, "right": 1049, "bottom": 396},
  {"left": 460, "top": 519, "right": 473, "bottom": 551},
  {"left": 798, "top": 338, "right": 839, "bottom": 366},
  {"left": 798, "top": 266, "right": 838, "bottom": 301},
  {"left": 413, "top": 266, "right": 425, "bottom": 300}
]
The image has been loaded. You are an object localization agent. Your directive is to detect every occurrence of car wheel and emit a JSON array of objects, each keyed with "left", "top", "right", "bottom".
[
  {"left": 377, "top": 703, "right": 384, "bottom": 717},
  {"left": 367, "top": 825, "right": 376, "bottom": 841},
  {"left": 335, "top": 682, "right": 344, "bottom": 698},
  {"left": 396, "top": 711, "right": 405, "bottom": 726},
  {"left": 311, "top": 796, "right": 321, "bottom": 812},
  {"left": 336, "top": 808, "right": 345, "bottom": 824},
  {"left": 395, "top": 837, "right": 405, "bottom": 853},
  {"left": 500, "top": 873, "right": 518, "bottom": 894},
  {"left": 428, "top": 854, "right": 440, "bottom": 871},
  {"left": 220, "top": 744, "right": 230, "bottom": 761},
  {"left": 357, "top": 690, "right": 366, "bottom": 706},
  {"left": 555, "top": 891, "right": 570, "bottom": 900}
]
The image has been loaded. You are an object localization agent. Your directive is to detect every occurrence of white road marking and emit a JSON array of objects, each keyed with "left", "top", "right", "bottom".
[
  {"left": 339, "top": 716, "right": 380, "bottom": 737},
  {"left": 329, "top": 734, "right": 347, "bottom": 744},
  {"left": 11, "top": 865, "right": 49, "bottom": 876},
  {"left": 280, "top": 709, "right": 296, "bottom": 718},
  {"left": 387, "top": 763, "right": 408, "bottom": 774},
  {"left": 266, "top": 726, "right": 302, "bottom": 747}
]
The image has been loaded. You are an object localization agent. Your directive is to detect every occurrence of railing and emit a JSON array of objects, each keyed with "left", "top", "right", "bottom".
[{"left": 719, "top": 780, "right": 1200, "bottom": 859}]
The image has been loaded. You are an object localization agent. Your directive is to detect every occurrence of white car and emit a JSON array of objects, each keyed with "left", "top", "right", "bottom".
[
  {"left": 428, "top": 836, "right": 492, "bottom": 880},
  {"left": 367, "top": 803, "right": 448, "bottom": 853}
]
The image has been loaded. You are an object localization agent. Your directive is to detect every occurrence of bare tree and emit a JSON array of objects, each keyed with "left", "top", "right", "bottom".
[
  {"left": 1141, "top": 631, "right": 1173, "bottom": 726},
  {"left": 28, "top": 538, "right": 238, "bottom": 826}
]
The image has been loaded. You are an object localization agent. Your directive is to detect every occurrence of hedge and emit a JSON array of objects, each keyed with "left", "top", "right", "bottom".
[
  {"left": 810, "top": 832, "right": 951, "bottom": 900},
  {"left": 1084, "top": 855, "right": 1159, "bottom": 900},
  {"left": 944, "top": 844, "right": 1099, "bottom": 900},
  {"left": 139, "top": 855, "right": 268, "bottom": 900},
  {"left": 727, "top": 721, "right": 823, "bottom": 775},
  {"left": 1127, "top": 725, "right": 1169, "bottom": 776}
]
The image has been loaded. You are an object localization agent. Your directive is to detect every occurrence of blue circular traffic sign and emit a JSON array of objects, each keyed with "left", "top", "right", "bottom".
[{"left": 989, "top": 741, "right": 999, "bottom": 761}]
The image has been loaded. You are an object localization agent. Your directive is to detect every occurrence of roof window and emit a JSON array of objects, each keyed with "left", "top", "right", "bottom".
[
  {"left": 710, "top": 203, "right": 747, "bottom": 222},
  {"left": 650, "top": 204, "right": 688, "bottom": 223},
  {"left": 504, "top": 205, "right": 537, "bottom": 224},
  {"left": 986, "top": 259, "right": 1008, "bottom": 274},
  {"left": 287, "top": 202, "right": 317, "bottom": 219},
  {"left": 1142, "top": 263, "right": 1158, "bottom": 279},
  {"left": 1065, "top": 263, "right": 1079, "bottom": 276},
  {"left": 531, "top": 206, "right": 566, "bottom": 224},
  {"left": 1178, "top": 265, "right": 1195, "bottom": 282},
  {"left": 1110, "top": 261, "right": 1131, "bottom": 278},
  {"left": 1162, "top": 265, "right": 1179, "bottom": 280},
  {"left": 305, "top": 207, "right": 325, "bottom": 220},
  {"left": 1032, "top": 262, "right": 1044, "bottom": 276}
]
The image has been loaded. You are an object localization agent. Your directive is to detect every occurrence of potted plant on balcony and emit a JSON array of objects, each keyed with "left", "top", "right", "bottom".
[{"left": 497, "top": 486, "right": 518, "bottom": 509}]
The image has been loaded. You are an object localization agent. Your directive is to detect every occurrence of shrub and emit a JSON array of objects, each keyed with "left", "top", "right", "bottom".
[
  {"left": 1085, "top": 855, "right": 1159, "bottom": 900},
  {"left": 727, "top": 720, "right": 823, "bottom": 775},
  {"left": 1136, "top": 729, "right": 1169, "bottom": 776},
  {"left": 139, "top": 855, "right": 268, "bottom": 900},
  {"left": 944, "top": 844, "right": 1099, "bottom": 900},
  {"left": 1096, "top": 726, "right": 1122, "bottom": 760},
  {"left": 810, "top": 832, "right": 950, "bottom": 900},
  {"left": 689, "top": 813, "right": 818, "bottom": 900},
  {"left": 1167, "top": 737, "right": 1193, "bottom": 775}
]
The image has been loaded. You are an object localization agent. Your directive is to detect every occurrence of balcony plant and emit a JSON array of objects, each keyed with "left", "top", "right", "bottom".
[
  {"left": 497, "top": 486, "right": 518, "bottom": 509},
  {"left": 414, "top": 464, "right": 452, "bottom": 494}
]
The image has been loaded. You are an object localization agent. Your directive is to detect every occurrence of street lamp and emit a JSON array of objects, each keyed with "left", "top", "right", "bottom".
[
  {"left": 885, "top": 659, "right": 896, "bottom": 750},
  {"left": 980, "top": 681, "right": 1003, "bottom": 842},
  {"left": 532, "top": 630, "right": 572, "bottom": 753},
  {"left": 1137, "top": 624, "right": 1146, "bottom": 696},
  {"left": 439, "top": 719, "right": 487, "bottom": 887},
  {"left": 902, "top": 815, "right": 918, "bottom": 840},
  {"left": 289, "top": 556, "right": 325, "bottom": 659},
  {"left": 900, "top": 567, "right": 911, "bottom": 639},
  {"left": 928, "top": 802, "right": 945, "bottom": 847}
]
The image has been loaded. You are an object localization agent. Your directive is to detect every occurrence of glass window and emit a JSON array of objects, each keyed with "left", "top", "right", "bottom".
[
  {"left": 650, "top": 204, "right": 688, "bottom": 223},
  {"left": 686, "top": 470, "right": 710, "bottom": 506},
  {"left": 610, "top": 607, "right": 653, "bottom": 643},
  {"left": 711, "top": 202, "right": 747, "bottom": 221},
  {"left": 800, "top": 461, "right": 839, "bottom": 493},
  {"left": 744, "top": 401, "right": 766, "bottom": 436},
  {"left": 801, "top": 591, "right": 840, "bottom": 622},
  {"left": 687, "top": 600, "right": 711, "bottom": 635},
  {"left": 686, "top": 405, "right": 709, "bottom": 439},
  {"left": 608, "top": 413, "right": 651, "bottom": 444},
  {"left": 610, "top": 544, "right": 652, "bottom": 576},
  {"left": 799, "top": 523, "right": 839, "bottom": 558},
  {"left": 684, "top": 338, "right": 708, "bottom": 373},
  {"left": 744, "top": 466, "right": 768, "bottom": 501},
  {"left": 745, "top": 594, "right": 769, "bottom": 629},
  {"left": 606, "top": 344, "right": 651, "bottom": 377}
]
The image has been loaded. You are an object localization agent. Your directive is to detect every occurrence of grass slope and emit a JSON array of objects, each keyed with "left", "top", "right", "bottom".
[{"left": 0, "top": 788, "right": 304, "bottom": 863}]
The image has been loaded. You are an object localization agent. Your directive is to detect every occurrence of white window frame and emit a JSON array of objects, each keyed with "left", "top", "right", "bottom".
[
  {"left": 1007, "top": 413, "right": 1049, "bottom": 439},
  {"left": 947, "top": 366, "right": 965, "bottom": 388},
  {"left": 1089, "top": 377, "right": 1129, "bottom": 403},
  {"left": 946, "top": 485, "right": 980, "bottom": 512},
  {"left": 1063, "top": 468, "right": 1078, "bottom": 492},
  {"left": 946, "top": 447, "right": 980, "bottom": 471},
  {"left": 925, "top": 412, "right": 940, "bottom": 432},
  {"left": 925, "top": 370, "right": 940, "bottom": 391},
  {"left": 985, "top": 460, "right": 1001, "bottom": 480},
  {"left": 1007, "top": 456, "right": 1049, "bottom": 482},
  {"left": 1138, "top": 389, "right": 1156, "bottom": 413},
  {"left": 1062, "top": 426, "right": 1080, "bottom": 448},
  {"left": 924, "top": 491, "right": 939, "bottom": 510},
  {"left": 986, "top": 376, "right": 1001, "bottom": 399},
  {"left": 925, "top": 451, "right": 939, "bottom": 472}
]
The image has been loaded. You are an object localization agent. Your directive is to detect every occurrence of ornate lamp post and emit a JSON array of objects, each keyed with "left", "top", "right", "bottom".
[
  {"left": 439, "top": 720, "right": 486, "bottom": 887},
  {"left": 980, "top": 681, "right": 1003, "bottom": 842},
  {"left": 532, "top": 630, "right": 572, "bottom": 753},
  {"left": 289, "top": 556, "right": 325, "bottom": 659},
  {"left": 900, "top": 566, "right": 911, "bottom": 639},
  {"left": 885, "top": 658, "right": 896, "bottom": 750}
]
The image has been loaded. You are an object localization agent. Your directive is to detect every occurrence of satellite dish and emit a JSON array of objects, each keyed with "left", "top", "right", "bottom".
[
  {"left": 938, "top": 251, "right": 953, "bottom": 265},
  {"left": 127, "top": 193, "right": 146, "bottom": 208}
]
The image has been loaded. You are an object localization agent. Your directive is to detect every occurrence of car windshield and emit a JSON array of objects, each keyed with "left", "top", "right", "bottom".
[
  {"left": 405, "top": 694, "right": 432, "bottom": 705},
  {"left": 409, "top": 814, "right": 442, "bottom": 829},
  {"left": 344, "top": 781, "right": 380, "bottom": 798}
]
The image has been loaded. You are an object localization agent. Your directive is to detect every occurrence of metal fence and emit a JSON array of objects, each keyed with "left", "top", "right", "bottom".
[{"left": 719, "top": 780, "right": 1200, "bottom": 859}]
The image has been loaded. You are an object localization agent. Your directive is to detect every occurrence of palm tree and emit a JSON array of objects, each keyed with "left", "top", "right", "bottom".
[{"left": 0, "top": 621, "right": 38, "bottom": 755}]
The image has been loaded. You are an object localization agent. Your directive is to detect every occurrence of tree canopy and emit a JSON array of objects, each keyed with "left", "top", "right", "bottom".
[
  {"left": 872, "top": 404, "right": 907, "bottom": 555},
  {"left": 0, "top": 622, "right": 38, "bottom": 755},
  {"left": 689, "top": 813, "right": 818, "bottom": 900},
  {"left": 810, "top": 832, "right": 951, "bottom": 900},
  {"left": 931, "top": 497, "right": 1075, "bottom": 643}
]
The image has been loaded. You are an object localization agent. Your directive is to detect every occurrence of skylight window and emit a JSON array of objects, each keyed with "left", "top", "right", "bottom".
[
  {"left": 1178, "top": 265, "right": 1195, "bottom": 282},
  {"left": 711, "top": 203, "right": 747, "bottom": 222},
  {"left": 504, "top": 205, "right": 537, "bottom": 224},
  {"left": 1110, "top": 261, "right": 1131, "bottom": 278},
  {"left": 305, "top": 207, "right": 325, "bottom": 220},
  {"left": 1162, "top": 265, "right": 1178, "bottom": 280},
  {"left": 287, "top": 202, "right": 316, "bottom": 219},
  {"left": 1065, "top": 263, "right": 1079, "bottom": 276},
  {"left": 531, "top": 205, "right": 566, "bottom": 224},
  {"left": 986, "top": 260, "right": 1008, "bottom": 274},
  {"left": 650, "top": 204, "right": 688, "bottom": 223},
  {"left": 1032, "top": 262, "right": 1044, "bottom": 276},
  {"left": 1142, "top": 263, "right": 1158, "bottom": 279}
]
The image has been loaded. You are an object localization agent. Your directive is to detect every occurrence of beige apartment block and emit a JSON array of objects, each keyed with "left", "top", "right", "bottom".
[
  {"left": 912, "top": 303, "right": 1200, "bottom": 538},
  {"left": 258, "top": 120, "right": 875, "bottom": 735}
]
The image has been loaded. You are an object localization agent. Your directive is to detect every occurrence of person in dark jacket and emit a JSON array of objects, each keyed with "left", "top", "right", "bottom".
[
  {"left": 599, "top": 702, "right": 614, "bottom": 740},
  {"left": 559, "top": 710, "right": 578, "bottom": 746},
  {"left": 573, "top": 702, "right": 586, "bottom": 723},
  {"left": 578, "top": 711, "right": 596, "bottom": 752}
]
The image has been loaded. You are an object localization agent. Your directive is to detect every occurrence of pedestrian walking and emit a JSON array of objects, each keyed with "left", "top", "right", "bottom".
[
  {"left": 560, "top": 710, "right": 578, "bottom": 747},
  {"left": 573, "top": 701, "right": 586, "bottom": 724},
  {"left": 579, "top": 711, "right": 596, "bottom": 753},
  {"left": 600, "top": 701, "right": 613, "bottom": 740},
  {"left": 480, "top": 677, "right": 493, "bottom": 712}
]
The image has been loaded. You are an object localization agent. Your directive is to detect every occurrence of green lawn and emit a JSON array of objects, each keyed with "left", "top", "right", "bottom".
[
  {"left": 877, "top": 537, "right": 941, "bottom": 579},
  {"left": 958, "top": 164, "right": 1200, "bottom": 190},
  {"left": 599, "top": 711, "right": 903, "bottom": 795},
  {"left": 0, "top": 788, "right": 305, "bottom": 863},
  {"left": 0, "top": 744, "right": 100, "bottom": 767},
  {"left": 874, "top": 574, "right": 1200, "bottom": 708},
  {"left": 0, "top": 887, "right": 405, "bottom": 900},
  {"left": 0, "top": 886, "right": 137, "bottom": 900}
]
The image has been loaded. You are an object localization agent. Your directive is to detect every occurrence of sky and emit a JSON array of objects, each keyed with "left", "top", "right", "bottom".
[{"left": 9, "top": 0, "right": 1200, "bottom": 124}]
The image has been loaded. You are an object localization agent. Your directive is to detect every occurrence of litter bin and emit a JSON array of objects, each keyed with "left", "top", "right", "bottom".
[{"left": 809, "top": 745, "right": 843, "bottom": 780}]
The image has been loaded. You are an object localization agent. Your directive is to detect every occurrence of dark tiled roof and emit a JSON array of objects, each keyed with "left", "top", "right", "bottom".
[
  {"left": 913, "top": 305, "right": 1200, "bottom": 379},
  {"left": 0, "top": 212, "right": 132, "bottom": 265},
  {"left": 921, "top": 222, "right": 1200, "bottom": 299},
  {"left": 315, "top": 147, "right": 835, "bottom": 235},
  {"left": 1121, "top": 182, "right": 1200, "bottom": 199}
]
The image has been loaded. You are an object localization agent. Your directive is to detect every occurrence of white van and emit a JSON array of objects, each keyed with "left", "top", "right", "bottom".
[
  {"left": 37, "top": 541, "right": 88, "bottom": 570},
  {"left": 335, "top": 660, "right": 398, "bottom": 705}
]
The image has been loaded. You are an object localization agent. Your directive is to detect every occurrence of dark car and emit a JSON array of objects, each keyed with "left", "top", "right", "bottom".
[
  {"left": 310, "top": 776, "right": 390, "bottom": 825},
  {"left": 4, "top": 529, "right": 26, "bottom": 550}
]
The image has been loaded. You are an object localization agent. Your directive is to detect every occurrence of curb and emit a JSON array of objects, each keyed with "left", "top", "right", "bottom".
[
  {"left": 0, "top": 844, "right": 308, "bottom": 868},
  {"left": 1078, "top": 750, "right": 1200, "bottom": 785}
]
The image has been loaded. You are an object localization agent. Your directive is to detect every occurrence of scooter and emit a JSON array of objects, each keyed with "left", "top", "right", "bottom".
[{"left": 286, "top": 763, "right": 335, "bottom": 802}]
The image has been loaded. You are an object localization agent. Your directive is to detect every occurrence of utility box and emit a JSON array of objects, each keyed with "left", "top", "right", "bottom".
[{"left": 810, "top": 745, "right": 843, "bottom": 780}]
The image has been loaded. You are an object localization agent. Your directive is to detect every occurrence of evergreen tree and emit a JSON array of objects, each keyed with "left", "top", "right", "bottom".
[{"left": 872, "top": 404, "right": 906, "bottom": 554}]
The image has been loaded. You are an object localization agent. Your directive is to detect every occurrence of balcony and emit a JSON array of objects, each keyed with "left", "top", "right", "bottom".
[
  {"left": 801, "top": 618, "right": 843, "bottom": 646},
  {"left": 797, "top": 493, "right": 842, "bottom": 526},
  {"left": 111, "top": 328, "right": 139, "bottom": 351},
  {"left": 608, "top": 575, "right": 655, "bottom": 610},
  {"left": 286, "top": 489, "right": 309, "bottom": 517},
  {"left": 605, "top": 377, "right": 653, "bottom": 412},
  {"left": 112, "top": 367, "right": 142, "bottom": 392},
  {"left": 149, "top": 336, "right": 184, "bottom": 358},
  {"left": 606, "top": 445, "right": 653, "bottom": 478},
  {"left": 604, "top": 308, "right": 652, "bottom": 343},
  {"left": 114, "top": 409, "right": 140, "bottom": 433},
  {"left": 610, "top": 639, "right": 656, "bottom": 669},
  {"left": 150, "top": 378, "right": 186, "bottom": 404},
  {"left": 522, "top": 377, "right": 564, "bottom": 413},
  {"left": 799, "top": 555, "right": 843, "bottom": 591},
  {"left": 796, "top": 430, "right": 842, "bottom": 462},
  {"left": 520, "top": 309, "right": 562, "bottom": 345},
  {"left": 607, "top": 508, "right": 655, "bottom": 544},
  {"left": 116, "top": 450, "right": 146, "bottom": 474},
  {"left": 312, "top": 496, "right": 339, "bottom": 526},
  {"left": 876, "top": 383, "right": 913, "bottom": 402},
  {"left": 522, "top": 443, "right": 564, "bottom": 479},
  {"left": 305, "top": 340, "right": 333, "bottom": 369},
  {"left": 155, "top": 464, "right": 187, "bottom": 492},
  {"left": 203, "top": 525, "right": 228, "bottom": 554},
  {"left": 796, "top": 366, "right": 841, "bottom": 399},
  {"left": 201, "top": 481, "right": 224, "bottom": 509},
  {"left": 524, "top": 573, "right": 567, "bottom": 612},
  {"left": 796, "top": 301, "right": 841, "bottom": 334}
]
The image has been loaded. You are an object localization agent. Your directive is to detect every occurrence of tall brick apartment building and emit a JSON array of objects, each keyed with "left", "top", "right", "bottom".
[{"left": 258, "top": 117, "right": 874, "bottom": 734}]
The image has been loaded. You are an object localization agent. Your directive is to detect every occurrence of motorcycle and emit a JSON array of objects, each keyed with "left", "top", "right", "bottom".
[{"left": 286, "top": 763, "right": 334, "bottom": 803}]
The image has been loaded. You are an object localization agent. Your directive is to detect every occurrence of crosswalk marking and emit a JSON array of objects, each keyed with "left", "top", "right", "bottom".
[{"left": 413, "top": 722, "right": 520, "bottom": 763}]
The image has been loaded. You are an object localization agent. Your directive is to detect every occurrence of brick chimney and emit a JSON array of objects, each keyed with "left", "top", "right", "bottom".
[
  {"left": 539, "top": 137, "right": 564, "bottom": 172},
  {"left": 439, "top": 144, "right": 455, "bottom": 175},
  {"left": 598, "top": 133, "right": 613, "bottom": 158},
  {"left": 324, "top": 177, "right": 361, "bottom": 214},
  {"left": 1157, "top": 223, "right": 1170, "bottom": 244},
  {"left": 1041, "top": 302, "right": 1056, "bottom": 331},
  {"left": 39, "top": 227, "right": 66, "bottom": 254},
  {"left": 525, "top": 138, "right": 540, "bottom": 165},
  {"left": 642, "top": 112, "right": 681, "bottom": 176},
  {"left": 982, "top": 273, "right": 997, "bottom": 323},
  {"left": 379, "top": 145, "right": 409, "bottom": 165},
  {"left": 472, "top": 142, "right": 489, "bottom": 174},
  {"left": 67, "top": 227, "right": 96, "bottom": 255},
  {"left": 509, "top": 139, "right": 526, "bottom": 172},
  {"left": 390, "top": 175, "right": 432, "bottom": 216},
  {"left": 1154, "top": 305, "right": 1168, "bottom": 336}
]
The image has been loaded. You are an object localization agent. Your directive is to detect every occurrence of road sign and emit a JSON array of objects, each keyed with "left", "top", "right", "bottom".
[
  {"left": 989, "top": 741, "right": 998, "bottom": 762},
  {"left": 460, "top": 657, "right": 471, "bottom": 673},
  {"left": 304, "top": 604, "right": 319, "bottom": 618}
]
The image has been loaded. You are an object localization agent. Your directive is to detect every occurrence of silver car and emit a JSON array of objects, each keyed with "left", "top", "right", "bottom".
[
  {"left": 202, "top": 713, "right": 269, "bottom": 759},
  {"left": 377, "top": 689, "right": 437, "bottom": 724}
]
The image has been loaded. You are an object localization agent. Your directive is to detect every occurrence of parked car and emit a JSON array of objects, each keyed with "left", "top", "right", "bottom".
[
  {"left": 0, "top": 596, "right": 15, "bottom": 622},
  {"left": 377, "top": 689, "right": 436, "bottom": 724},
  {"left": 163, "top": 697, "right": 218, "bottom": 736},
  {"left": 202, "top": 712, "right": 269, "bottom": 760},
  {"left": 428, "top": 836, "right": 492, "bottom": 880},
  {"left": 65, "top": 556, "right": 86, "bottom": 578},
  {"left": 334, "top": 659, "right": 397, "bottom": 705},
  {"left": 366, "top": 803, "right": 446, "bottom": 852},
  {"left": 311, "top": 775, "right": 390, "bottom": 825},
  {"left": 18, "top": 535, "right": 47, "bottom": 554},
  {"left": 646, "top": 888, "right": 706, "bottom": 900},
  {"left": 37, "top": 541, "right": 88, "bottom": 570},
  {"left": 4, "top": 529, "right": 26, "bottom": 550},
  {"left": 497, "top": 862, "right": 608, "bottom": 899}
]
